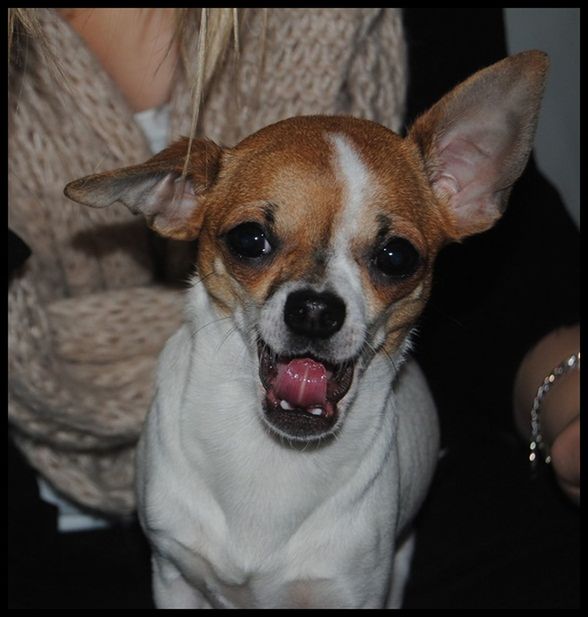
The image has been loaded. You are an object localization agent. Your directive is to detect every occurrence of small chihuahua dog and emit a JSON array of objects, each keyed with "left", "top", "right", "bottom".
[{"left": 65, "top": 51, "right": 547, "bottom": 608}]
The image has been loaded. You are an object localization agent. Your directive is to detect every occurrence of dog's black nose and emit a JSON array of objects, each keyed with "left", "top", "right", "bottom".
[{"left": 284, "top": 289, "right": 346, "bottom": 339}]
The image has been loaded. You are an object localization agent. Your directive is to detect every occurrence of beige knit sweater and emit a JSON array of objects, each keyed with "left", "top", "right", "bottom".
[{"left": 8, "top": 8, "right": 407, "bottom": 515}]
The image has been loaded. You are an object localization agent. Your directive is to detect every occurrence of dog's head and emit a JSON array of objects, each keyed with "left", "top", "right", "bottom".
[{"left": 65, "top": 51, "right": 548, "bottom": 442}]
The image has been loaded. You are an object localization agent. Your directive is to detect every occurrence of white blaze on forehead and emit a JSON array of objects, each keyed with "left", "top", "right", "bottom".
[
  {"left": 322, "top": 132, "right": 374, "bottom": 346},
  {"left": 326, "top": 133, "right": 372, "bottom": 294},
  {"left": 328, "top": 133, "right": 372, "bottom": 232}
]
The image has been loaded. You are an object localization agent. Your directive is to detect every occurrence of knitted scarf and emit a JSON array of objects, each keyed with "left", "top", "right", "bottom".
[{"left": 8, "top": 8, "right": 407, "bottom": 515}]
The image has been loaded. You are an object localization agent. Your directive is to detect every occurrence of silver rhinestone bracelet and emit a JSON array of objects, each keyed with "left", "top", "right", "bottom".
[{"left": 529, "top": 351, "right": 580, "bottom": 467}]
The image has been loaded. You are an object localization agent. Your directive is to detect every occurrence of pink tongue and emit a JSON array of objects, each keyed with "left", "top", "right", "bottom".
[{"left": 274, "top": 358, "right": 328, "bottom": 408}]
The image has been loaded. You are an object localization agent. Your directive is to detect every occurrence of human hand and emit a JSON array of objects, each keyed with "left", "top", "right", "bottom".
[{"left": 514, "top": 325, "right": 580, "bottom": 504}]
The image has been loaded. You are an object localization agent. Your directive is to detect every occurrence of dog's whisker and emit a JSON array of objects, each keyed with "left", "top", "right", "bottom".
[
  {"left": 362, "top": 323, "right": 413, "bottom": 375},
  {"left": 165, "top": 314, "right": 235, "bottom": 375},
  {"left": 182, "top": 269, "right": 218, "bottom": 293},
  {"left": 216, "top": 325, "right": 240, "bottom": 354}
]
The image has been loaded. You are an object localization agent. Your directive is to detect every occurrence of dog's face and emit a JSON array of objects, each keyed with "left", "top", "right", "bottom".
[
  {"left": 65, "top": 52, "right": 548, "bottom": 442},
  {"left": 192, "top": 118, "right": 448, "bottom": 441}
]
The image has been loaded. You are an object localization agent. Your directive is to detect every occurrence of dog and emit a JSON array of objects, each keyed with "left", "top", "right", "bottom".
[{"left": 65, "top": 51, "right": 548, "bottom": 608}]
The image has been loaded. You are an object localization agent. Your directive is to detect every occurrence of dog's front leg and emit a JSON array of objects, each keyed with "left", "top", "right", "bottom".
[{"left": 151, "top": 555, "right": 211, "bottom": 609}]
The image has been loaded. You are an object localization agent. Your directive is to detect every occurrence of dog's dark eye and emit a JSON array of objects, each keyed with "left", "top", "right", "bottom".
[
  {"left": 226, "top": 222, "right": 273, "bottom": 260},
  {"left": 373, "top": 237, "right": 420, "bottom": 279}
]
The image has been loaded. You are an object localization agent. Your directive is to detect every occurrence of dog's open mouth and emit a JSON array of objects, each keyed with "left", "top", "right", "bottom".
[{"left": 258, "top": 342, "right": 355, "bottom": 439}]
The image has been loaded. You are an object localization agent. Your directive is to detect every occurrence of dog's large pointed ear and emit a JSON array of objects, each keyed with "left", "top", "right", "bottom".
[
  {"left": 64, "top": 137, "right": 223, "bottom": 240},
  {"left": 409, "top": 50, "right": 549, "bottom": 240}
]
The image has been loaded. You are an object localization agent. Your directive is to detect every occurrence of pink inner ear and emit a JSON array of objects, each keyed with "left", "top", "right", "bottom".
[
  {"left": 430, "top": 123, "right": 514, "bottom": 235},
  {"left": 142, "top": 173, "right": 198, "bottom": 229},
  {"left": 410, "top": 52, "right": 549, "bottom": 240}
]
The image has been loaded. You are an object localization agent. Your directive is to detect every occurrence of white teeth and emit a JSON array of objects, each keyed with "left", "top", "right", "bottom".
[{"left": 278, "top": 399, "right": 324, "bottom": 417}]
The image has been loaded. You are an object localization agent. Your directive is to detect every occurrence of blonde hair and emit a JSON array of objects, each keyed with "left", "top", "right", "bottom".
[
  {"left": 176, "top": 8, "right": 240, "bottom": 174},
  {"left": 8, "top": 8, "right": 243, "bottom": 136},
  {"left": 8, "top": 8, "right": 58, "bottom": 84},
  {"left": 8, "top": 8, "right": 40, "bottom": 54}
]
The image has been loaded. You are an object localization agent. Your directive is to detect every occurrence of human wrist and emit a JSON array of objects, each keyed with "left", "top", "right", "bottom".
[
  {"left": 514, "top": 325, "right": 580, "bottom": 451},
  {"left": 529, "top": 353, "right": 580, "bottom": 464}
]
